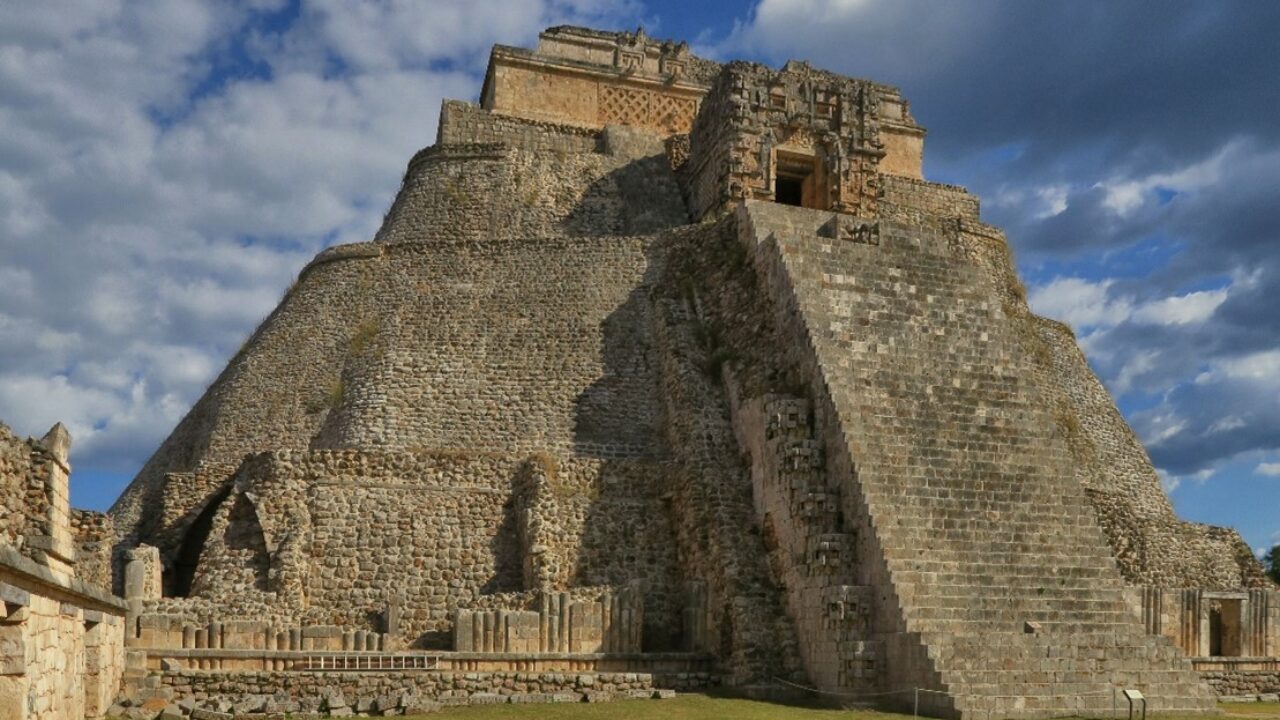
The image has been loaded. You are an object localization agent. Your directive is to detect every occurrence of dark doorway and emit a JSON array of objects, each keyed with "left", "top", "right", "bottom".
[
  {"left": 773, "top": 151, "right": 826, "bottom": 210},
  {"left": 166, "top": 487, "right": 230, "bottom": 597},
  {"left": 775, "top": 175, "right": 804, "bottom": 206},
  {"left": 1209, "top": 598, "right": 1244, "bottom": 657}
]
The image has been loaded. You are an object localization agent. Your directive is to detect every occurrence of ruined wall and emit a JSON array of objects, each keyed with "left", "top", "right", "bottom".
[
  {"left": 0, "top": 424, "right": 47, "bottom": 556},
  {"left": 109, "top": 243, "right": 388, "bottom": 559},
  {"left": 0, "top": 586, "right": 123, "bottom": 720},
  {"left": 1036, "top": 318, "right": 1268, "bottom": 589},
  {"left": 69, "top": 511, "right": 113, "bottom": 594},
  {"left": 148, "top": 669, "right": 683, "bottom": 714},
  {"left": 147, "top": 449, "right": 681, "bottom": 650},
  {"left": 517, "top": 458, "right": 681, "bottom": 647},
  {"left": 1198, "top": 665, "right": 1280, "bottom": 698},
  {"left": 438, "top": 100, "right": 600, "bottom": 153}
]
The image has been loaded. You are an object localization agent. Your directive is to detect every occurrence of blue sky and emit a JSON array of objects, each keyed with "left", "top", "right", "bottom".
[{"left": 1, "top": 0, "right": 1277, "bottom": 555}]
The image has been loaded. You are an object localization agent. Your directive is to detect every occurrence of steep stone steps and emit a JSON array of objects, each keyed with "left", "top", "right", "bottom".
[{"left": 743, "top": 201, "right": 1216, "bottom": 718}]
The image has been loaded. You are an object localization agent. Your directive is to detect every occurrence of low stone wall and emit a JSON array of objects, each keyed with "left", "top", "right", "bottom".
[
  {"left": 119, "top": 669, "right": 709, "bottom": 717},
  {"left": 1192, "top": 658, "right": 1280, "bottom": 699},
  {"left": 1202, "top": 672, "right": 1280, "bottom": 699}
]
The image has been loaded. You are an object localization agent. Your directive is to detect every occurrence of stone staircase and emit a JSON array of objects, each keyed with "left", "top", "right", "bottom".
[{"left": 743, "top": 201, "right": 1219, "bottom": 718}]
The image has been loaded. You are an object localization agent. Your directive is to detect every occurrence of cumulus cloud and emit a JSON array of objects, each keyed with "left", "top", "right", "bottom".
[
  {"left": 1028, "top": 278, "right": 1132, "bottom": 329},
  {"left": 0, "top": 0, "right": 639, "bottom": 491}
]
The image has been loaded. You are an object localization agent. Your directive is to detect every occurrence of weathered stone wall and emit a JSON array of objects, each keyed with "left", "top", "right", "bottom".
[
  {"left": 516, "top": 458, "right": 681, "bottom": 647},
  {"left": 0, "top": 419, "right": 128, "bottom": 720},
  {"left": 1198, "top": 668, "right": 1280, "bottom": 698},
  {"left": 0, "top": 556, "right": 128, "bottom": 720},
  {"left": 70, "top": 510, "right": 113, "bottom": 594},
  {"left": 321, "top": 236, "right": 668, "bottom": 458},
  {"left": 373, "top": 142, "right": 686, "bottom": 245},
  {"left": 438, "top": 100, "right": 600, "bottom": 153},
  {"left": 880, "top": 175, "right": 980, "bottom": 223},
  {"left": 143, "top": 668, "right": 696, "bottom": 714},
  {"left": 1035, "top": 317, "right": 1268, "bottom": 588},
  {"left": 0, "top": 423, "right": 47, "bottom": 556},
  {"left": 137, "top": 448, "right": 681, "bottom": 651},
  {"left": 108, "top": 244, "right": 389, "bottom": 565},
  {"left": 646, "top": 219, "right": 806, "bottom": 685},
  {"left": 111, "top": 212, "right": 683, "bottom": 568}
]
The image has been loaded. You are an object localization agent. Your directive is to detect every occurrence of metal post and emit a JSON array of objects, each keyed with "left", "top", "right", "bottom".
[{"left": 914, "top": 688, "right": 919, "bottom": 717}]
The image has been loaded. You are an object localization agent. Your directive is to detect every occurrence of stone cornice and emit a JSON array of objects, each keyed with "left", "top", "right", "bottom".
[{"left": 0, "top": 545, "right": 127, "bottom": 613}]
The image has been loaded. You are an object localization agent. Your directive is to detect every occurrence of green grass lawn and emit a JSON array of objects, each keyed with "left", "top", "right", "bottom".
[
  {"left": 413, "top": 694, "right": 895, "bottom": 720},
  {"left": 409, "top": 696, "right": 1280, "bottom": 720},
  {"left": 1220, "top": 703, "right": 1280, "bottom": 718}
]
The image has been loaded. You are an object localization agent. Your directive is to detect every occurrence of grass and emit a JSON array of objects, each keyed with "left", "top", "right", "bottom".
[
  {"left": 1221, "top": 703, "right": 1280, "bottom": 718},
  {"left": 411, "top": 694, "right": 896, "bottom": 720},
  {"left": 405, "top": 696, "right": 1280, "bottom": 720}
]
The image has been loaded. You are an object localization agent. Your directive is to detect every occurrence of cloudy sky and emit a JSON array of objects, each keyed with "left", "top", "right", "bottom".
[{"left": 1, "top": 0, "right": 1277, "bottom": 552}]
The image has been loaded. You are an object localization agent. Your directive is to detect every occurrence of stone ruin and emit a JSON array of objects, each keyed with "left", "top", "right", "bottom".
[{"left": 3, "top": 24, "right": 1279, "bottom": 720}]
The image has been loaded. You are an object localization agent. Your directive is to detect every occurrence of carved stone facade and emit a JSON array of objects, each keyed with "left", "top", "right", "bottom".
[
  {"left": 480, "top": 27, "right": 711, "bottom": 135},
  {"left": 682, "top": 60, "right": 920, "bottom": 221}
]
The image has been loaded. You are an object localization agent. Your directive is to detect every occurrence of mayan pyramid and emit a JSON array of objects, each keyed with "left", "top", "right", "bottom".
[{"left": 107, "top": 26, "right": 1276, "bottom": 718}]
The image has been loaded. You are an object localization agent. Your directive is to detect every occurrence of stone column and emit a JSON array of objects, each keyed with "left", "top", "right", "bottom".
[{"left": 26, "top": 424, "right": 78, "bottom": 576}]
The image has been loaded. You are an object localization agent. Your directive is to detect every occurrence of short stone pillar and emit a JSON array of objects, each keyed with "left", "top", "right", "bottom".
[
  {"left": 123, "top": 546, "right": 162, "bottom": 602},
  {"left": 123, "top": 545, "right": 161, "bottom": 641}
]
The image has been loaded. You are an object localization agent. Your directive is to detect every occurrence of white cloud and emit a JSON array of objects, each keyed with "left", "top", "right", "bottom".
[
  {"left": 1131, "top": 288, "right": 1227, "bottom": 326},
  {"left": 1200, "top": 350, "right": 1280, "bottom": 387},
  {"left": 1030, "top": 277, "right": 1229, "bottom": 335},
  {"left": 0, "top": 0, "right": 638, "bottom": 482},
  {"left": 1207, "top": 416, "right": 1247, "bottom": 434},
  {"left": 1256, "top": 462, "right": 1280, "bottom": 477},
  {"left": 1099, "top": 140, "right": 1242, "bottom": 216},
  {"left": 1157, "top": 467, "right": 1213, "bottom": 494},
  {"left": 1027, "top": 277, "right": 1132, "bottom": 328}
]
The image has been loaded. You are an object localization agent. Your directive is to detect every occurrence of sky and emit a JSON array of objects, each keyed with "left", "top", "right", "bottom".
[{"left": 1, "top": 1, "right": 1277, "bottom": 554}]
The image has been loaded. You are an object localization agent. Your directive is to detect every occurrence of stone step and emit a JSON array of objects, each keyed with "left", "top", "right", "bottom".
[
  {"left": 886, "top": 550, "right": 1115, "bottom": 565},
  {"left": 928, "top": 642, "right": 1185, "bottom": 664},
  {"left": 904, "top": 595, "right": 1131, "bottom": 615},
  {"left": 907, "top": 618, "right": 1138, "bottom": 636},
  {"left": 906, "top": 605, "right": 1134, "bottom": 624},
  {"left": 891, "top": 570, "right": 1127, "bottom": 590}
]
